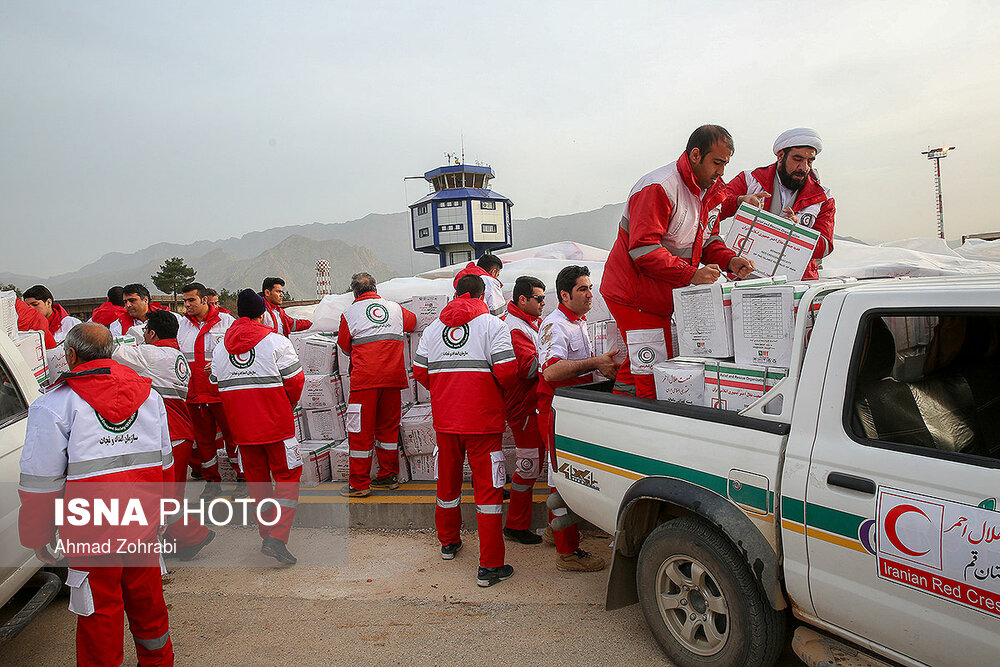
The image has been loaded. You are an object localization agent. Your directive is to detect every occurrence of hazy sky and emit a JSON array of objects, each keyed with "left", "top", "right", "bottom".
[{"left": 3, "top": 1, "right": 998, "bottom": 277}]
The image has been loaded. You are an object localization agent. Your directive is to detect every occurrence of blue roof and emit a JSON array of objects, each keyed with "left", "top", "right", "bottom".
[
  {"left": 409, "top": 188, "right": 512, "bottom": 207},
  {"left": 424, "top": 164, "right": 495, "bottom": 179}
]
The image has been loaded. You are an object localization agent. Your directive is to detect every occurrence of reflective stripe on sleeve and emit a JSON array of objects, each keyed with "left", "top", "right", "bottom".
[
  {"left": 18, "top": 472, "right": 67, "bottom": 492},
  {"left": 279, "top": 361, "right": 302, "bottom": 378},
  {"left": 490, "top": 350, "right": 516, "bottom": 364},
  {"left": 628, "top": 244, "right": 661, "bottom": 260}
]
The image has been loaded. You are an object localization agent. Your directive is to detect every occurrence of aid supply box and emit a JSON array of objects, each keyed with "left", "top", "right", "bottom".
[
  {"left": 652, "top": 360, "right": 706, "bottom": 405},
  {"left": 724, "top": 203, "right": 821, "bottom": 281}
]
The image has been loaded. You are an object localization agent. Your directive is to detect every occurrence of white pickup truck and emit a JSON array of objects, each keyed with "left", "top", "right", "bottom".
[
  {"left": 552, "top": 276, "right": 1000, "bottom": 667},
  {"left": 0, "top": 330, "right": 61, "bottom": 639}
]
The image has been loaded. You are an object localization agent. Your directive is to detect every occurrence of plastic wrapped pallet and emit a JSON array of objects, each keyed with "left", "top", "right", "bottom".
[
  {"left": 0, "top": 291, "right": 16, "bottom": 339},
  {"left": 652, "top": 360, "right": 706, "bottom": 405},
  {"left": 14, "top": 331, "right": 48, "bottom": 388},
  {"left": 399, "top": 404, "right": 435, "bottom": 457},
  {"left": 298, "top": 440, "right": 334, "bottom": 487}
]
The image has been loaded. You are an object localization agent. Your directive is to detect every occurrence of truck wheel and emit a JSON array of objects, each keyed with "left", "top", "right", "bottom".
[{"left": 636, "top": 516, "right": 785, "bottom": 667}]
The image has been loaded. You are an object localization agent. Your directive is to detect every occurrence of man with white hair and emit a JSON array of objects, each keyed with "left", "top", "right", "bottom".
[{"left": 721, "top": 127, "right": 836, "bottom": 280}]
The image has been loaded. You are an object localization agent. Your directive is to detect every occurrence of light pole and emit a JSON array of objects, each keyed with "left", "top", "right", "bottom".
[{"left": 921, "top": 146, "right": 955, "bottom": 239}]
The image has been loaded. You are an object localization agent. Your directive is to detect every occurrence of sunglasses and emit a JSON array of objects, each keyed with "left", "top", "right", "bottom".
[{"left": 529, "top": 295, "right": 545, "bottom": 302}]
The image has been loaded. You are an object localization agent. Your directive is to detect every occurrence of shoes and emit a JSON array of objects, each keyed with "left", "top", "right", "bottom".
[
  {"left": 477, "top": 564, "right": 514, "bottom": 587},
  {"left": 339, "top": 485, "right": 371, "bottom": 497},
  {"left": 177, "top": 530, "right": 216, "bottom": 561},
  {"left": 503, "top": 527, "right": 543, "bottom": 545},
  {"left": 556, "top": 548, "right": 607, "bottom": 572},
  {"left": 370, "top": 474, "right": 399, "bottom": 490},
  {"left": 199, "top": 482, "right": 222, "bottom": 500},
  {"left": 441, "top": 541, "right": 463, "bottom": 560},
  {"left": 190, "top": 468, "right": 203, "bottom": 480},
  {"left": 261, "top": 536, "right": 297, "bottom": 565},
  {"left": 541, "top": 525, "right": 555, "bottom": 545},
  {"left": 233, "top": 479, "right": 248, "bottom": 498}
]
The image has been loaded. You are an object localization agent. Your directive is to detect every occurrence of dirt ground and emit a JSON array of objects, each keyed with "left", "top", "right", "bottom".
[{"left": 0, "top": 528, "right": 802, "bottom": 666}]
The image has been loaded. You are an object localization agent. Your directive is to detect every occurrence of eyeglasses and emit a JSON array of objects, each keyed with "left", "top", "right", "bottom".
[{"left": 529, "top": 295, "right": 545, "bottom": 302}]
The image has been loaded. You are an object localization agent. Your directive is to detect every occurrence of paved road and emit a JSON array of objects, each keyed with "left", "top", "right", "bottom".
[{"left": 0, "top": 529, "right": 803, "bottom": 666}]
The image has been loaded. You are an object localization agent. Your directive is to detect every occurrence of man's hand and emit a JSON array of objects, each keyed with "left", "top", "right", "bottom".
[
  {"left": 596, "top": 350, "right": 620, "bottom": 380},
  {"left": 737, "top": 192, "right": 768, "bottom": 208},
  {"left": 781, "top": 206, "right": 800, "bottom": 224},
  {"left": 691, "top": 264, "right": 721, "bottom": 285},
  {"left": 34, "top": 546, "right": 58, "bottom": 565},
  {"left": 204, "top": 362, "right": 212, "bottom": 372},
  {"left": 728, "top": 257, "right": 756, "bottom": 279}
]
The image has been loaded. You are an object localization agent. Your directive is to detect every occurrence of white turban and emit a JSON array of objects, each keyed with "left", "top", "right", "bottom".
[{"left": 773, "top": 128, "right": 822, "bottom": 155}]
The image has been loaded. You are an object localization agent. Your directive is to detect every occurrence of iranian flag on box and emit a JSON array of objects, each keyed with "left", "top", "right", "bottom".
[{"left": 725, "top": 203, "right": 821, "bottom": 281}]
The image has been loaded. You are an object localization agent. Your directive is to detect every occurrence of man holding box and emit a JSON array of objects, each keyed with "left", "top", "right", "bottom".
[
  {"left": 337, "top": 272, "right": 416, "bottom": 497},
  {"left": 720, "top": 127, "right": 835, "bottom": 280},
  {"left": 601, "top": 125, "right": 755, "bottom": 399}
]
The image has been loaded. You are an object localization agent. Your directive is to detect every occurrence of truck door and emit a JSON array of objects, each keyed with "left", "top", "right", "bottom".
[{"left": 805, "top": 291, "right": 1000, "bottom": 665}]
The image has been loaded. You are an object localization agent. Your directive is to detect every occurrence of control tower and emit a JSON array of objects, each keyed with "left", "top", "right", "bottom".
[{"left": 409, "top": 160, "right": 513, "bottom": 267}]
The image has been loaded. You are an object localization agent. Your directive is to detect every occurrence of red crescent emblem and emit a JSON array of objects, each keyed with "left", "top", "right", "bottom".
[{"left": 885, "top": 504, "right": 932, "bottom": 557}]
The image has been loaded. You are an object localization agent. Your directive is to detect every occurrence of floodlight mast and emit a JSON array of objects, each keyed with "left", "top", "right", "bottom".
[{"left": 921, "top": 146, "right": 955, "bottom": 239}]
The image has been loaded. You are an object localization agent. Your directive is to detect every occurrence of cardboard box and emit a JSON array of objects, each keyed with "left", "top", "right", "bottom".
[
  {"left": 329, "top": 441, "right": 350, "bottom": 482},
  {"left": 113, "top": 335, "right": 139, "bottom": 348},
  {"left": 588, "top": 320, "right": 626, "bottom": 363},
  {"left": 303, "top": 407, "right": 347, "bottom": 441},
  {"left": 301, "top": 374, "right": 344, "bottom": 410},
  {"left": 652, "top": 360, "right": 705, "bottom": 405},
  {"left": 406, "top": 449, "right": 472, "bottom": 482},
  {"left": 14, "top": 331, "right": 47, "bottom": 387},
  {"left": 293, "top": 334, "right": 339, "bottom": 376},
  {"left": 414, "top": 375, "right": 430, "bottom": 404},
  {"left": 293, "top": 406, "right": 306, "bottom": 442},
  {"left": 673, "top": 277, "right": 786, "bottom": 358},
  {"left": 400, "top": 404, "right": 436, "bottom": 457},
  {"left": 216, "top": 448, "right": 238, "bottom": 483},
  {"left": 45, "top": 346, "right": 70, "bottom": 385},
  {"left": 701, "top": 361, "right": 787, "bottom": 413},
  {"left": 412, "top": 295, "right": 450, "bottom": 331},
  {"left": 731, "top": 285, "right": 797, "bottom": 368},
  {"left": 298, "top": 440, "right": 334, "bottom": 487},
  {"left": 337, "top": 347, "right": 351, "bottom": 399},
  {"left": 725, "top": 203, "right": 822, "bottom": 281},
  {"left": 371, "top": 447, "right": 410, "bottom": 482},
  {"left": 0, "top": 291, "right": 16, "bottom": 339}
]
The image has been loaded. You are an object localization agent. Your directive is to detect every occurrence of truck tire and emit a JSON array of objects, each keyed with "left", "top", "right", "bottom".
[{"left": 636, "top": 516, "right": 785, "bottom": 667}]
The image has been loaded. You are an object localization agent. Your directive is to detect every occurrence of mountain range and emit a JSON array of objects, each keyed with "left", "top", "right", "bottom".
[{"left": 0, "top": 204, "right": 625, "bottom": 299}]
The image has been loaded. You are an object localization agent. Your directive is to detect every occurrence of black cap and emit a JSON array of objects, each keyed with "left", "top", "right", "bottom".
[{"left": 237, "top": 288, "right": 266, "bottom": 319}]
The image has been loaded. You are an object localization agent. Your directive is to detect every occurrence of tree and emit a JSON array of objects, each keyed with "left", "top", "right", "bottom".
[
  {"left": 151, "top": 257, "right": 197, "bottom": 306},
  {"left": 0, "top": 283, "right": 21, "bottom": 298},
  {"left": 218, "top": 288, "right": 238, "bottom": 313}
]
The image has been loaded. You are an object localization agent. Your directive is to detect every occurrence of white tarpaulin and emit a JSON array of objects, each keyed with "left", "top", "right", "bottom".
[{"left": 288, "top": 237, "right": 1000, "bottom": 330}]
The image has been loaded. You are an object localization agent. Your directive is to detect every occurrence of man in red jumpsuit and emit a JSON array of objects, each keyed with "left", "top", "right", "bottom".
[
  {"left": 19, "top": 322, "right": 175, "bottom": 666},
  {"left": 90, "top": 286, "right": 127, "bottom": 326},
  {"left": 720, "top": 127, "right": 835, "bottom": 280},
  {"left": 600, "top": 125, "right": 755, "bottom": 398},
  {"left": 212, "top": 289, "right": 305, "bottom": 565},
  {"left": 501, "top": 275, "right": 547, "bottom": 545},
  {"left": 413, "top": 275, "right": 518, "bottom": 586},
  {"left": 113, "top": 309, "right": 215, "bottom": 560},
  {"left": 337, "top": 272, "right": 416, "bottom": 497}
]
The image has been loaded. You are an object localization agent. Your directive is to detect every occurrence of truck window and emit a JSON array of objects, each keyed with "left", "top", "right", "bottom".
[
  {"left": 847, "top": 312, "right": 1000, "bottom": 464},
  {"left": 0, "top": 356, "right": 29, "bottom": 428}
]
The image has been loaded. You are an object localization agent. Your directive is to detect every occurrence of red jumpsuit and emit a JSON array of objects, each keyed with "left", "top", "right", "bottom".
[
  {"left": 600, "top": 152, "right": 736, "bottom": 398},
  {"left": 212, "top": 317, "right": 305, "bottom": 543},
  {"left": 337, "top": 292, "right": 417, "bottom": 490},
  {"left": 263, "top": 298, "right": 312, "bottom": 336},
  {"left": 413, "top": 295, "right": 518, "bottom": 567},
  {"left": 178, "top": 306, "right": 236, "bottom": 483},
  {"left": 501, "top": 302, "right": 544, "bottom": 531},
  {"left": 18, "top": 359, "right": 175, "bottom": 666}
]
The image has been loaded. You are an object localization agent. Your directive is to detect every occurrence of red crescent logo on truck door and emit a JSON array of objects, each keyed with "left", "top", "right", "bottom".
[{"left": 885, "top": 504, "right": 932, "bottom": 557}]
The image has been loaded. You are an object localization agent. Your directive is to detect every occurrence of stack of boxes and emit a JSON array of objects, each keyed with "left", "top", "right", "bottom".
[
  {"left": 657, "top": 271, "right": 851, "bottom": 414},
  {"left": 289, "top": 332, "right": 347, "bottom": 487}
]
